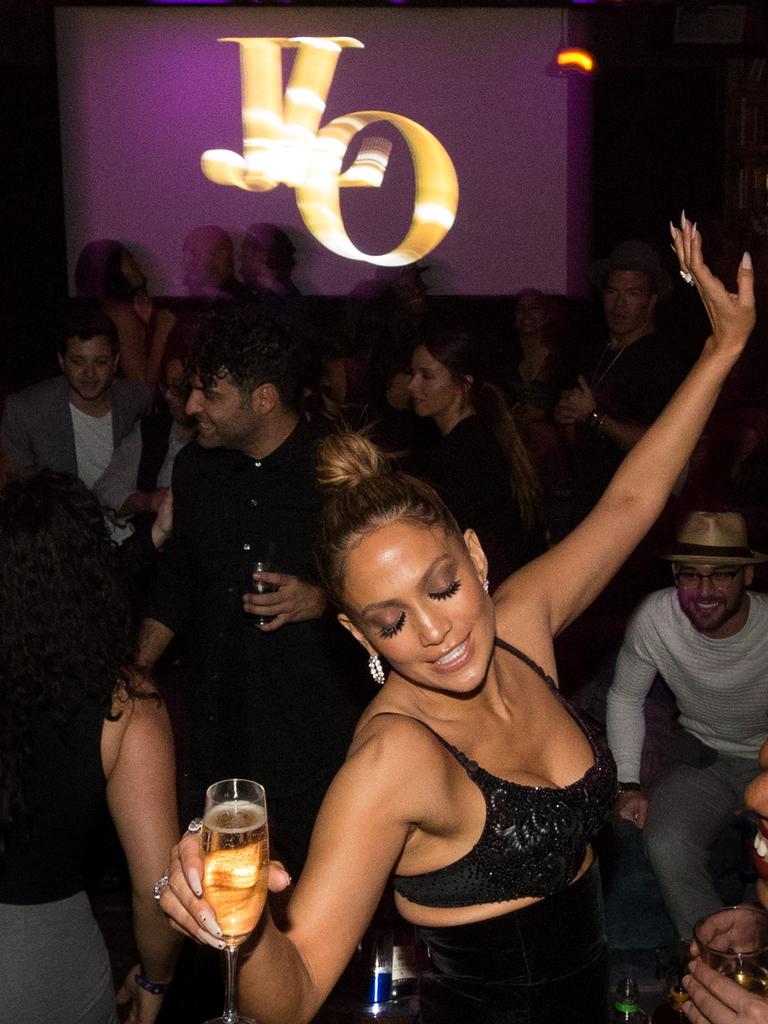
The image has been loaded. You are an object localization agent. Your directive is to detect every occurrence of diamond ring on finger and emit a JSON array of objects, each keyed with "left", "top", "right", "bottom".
[{"left": 153, "top": 874, "right": 170, "bottom": 903}]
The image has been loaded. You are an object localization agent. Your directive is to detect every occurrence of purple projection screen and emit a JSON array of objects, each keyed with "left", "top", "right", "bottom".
[{"left": 55, "top": 7, "right": 592, "bottom": 296}]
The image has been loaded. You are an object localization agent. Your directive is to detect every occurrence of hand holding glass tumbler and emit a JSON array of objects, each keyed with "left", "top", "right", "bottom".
[
  {"left": 694, "top": 905, "right": 768, "bottom": 994},
  {"left": 243, "top": 543, "right": 278, "bottom": 626}
]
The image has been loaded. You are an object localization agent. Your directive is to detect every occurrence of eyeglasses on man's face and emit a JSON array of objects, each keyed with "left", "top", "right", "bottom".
[{"left": 673, "top": 567, "right": 743, "bottom": 589}]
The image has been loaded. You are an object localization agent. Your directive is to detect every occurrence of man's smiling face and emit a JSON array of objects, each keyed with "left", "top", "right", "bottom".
[{"left": 674, "top": 563, "right": 753, "bottom": 638}]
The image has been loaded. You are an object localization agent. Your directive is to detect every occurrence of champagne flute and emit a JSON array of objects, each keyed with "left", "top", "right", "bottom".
[{"left": 202, "top": 779, "right": 269, "bottom": 1024}]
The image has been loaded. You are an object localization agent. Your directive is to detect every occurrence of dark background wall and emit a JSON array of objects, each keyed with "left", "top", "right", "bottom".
[
  {"left": 1, "top": 8, "right": 67, "bottom": 387},
  {"left": 593, "top": 63, "right": 721, "bottom": 255}
]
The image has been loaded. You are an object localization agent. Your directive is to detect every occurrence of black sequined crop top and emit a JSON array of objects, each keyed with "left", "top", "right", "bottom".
[{"left": 391, "top": 638, "right": 617, "bottom": 908}]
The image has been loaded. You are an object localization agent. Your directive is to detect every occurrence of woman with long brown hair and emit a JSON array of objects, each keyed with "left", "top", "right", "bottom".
[{"left": 408, "top": 328, "right": 546, "bottom": 587}]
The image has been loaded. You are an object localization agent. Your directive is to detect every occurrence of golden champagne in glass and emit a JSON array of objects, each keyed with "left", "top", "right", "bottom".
[{"left": 202, "top": 780, "right": 269, "bottom": 1024}]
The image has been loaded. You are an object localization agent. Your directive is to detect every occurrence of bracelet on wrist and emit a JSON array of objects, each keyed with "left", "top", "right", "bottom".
[
  {"left": 587, "top": 409, "right": 608, "bottom": 435},
  {"left": 617, "top": 781, "right": 643, "bottom": 795},
  {"left": 135, "top": 969, "right": 170, "bottom": 996}
]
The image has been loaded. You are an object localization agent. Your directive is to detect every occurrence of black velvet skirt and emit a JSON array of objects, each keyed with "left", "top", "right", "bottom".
[{"left": 414, "top": 858, "right": 608, "bottom": 1024}]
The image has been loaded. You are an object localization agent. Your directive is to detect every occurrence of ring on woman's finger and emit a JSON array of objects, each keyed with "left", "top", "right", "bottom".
[
  {"left": 153, "top": 874, "right": 170, "bottom": 902},
  {"left": 680, "top": 270, "right": 694, "bottom": 286},
  {"left": 186, "top": 817, "right": 204, "bottom": 834}
]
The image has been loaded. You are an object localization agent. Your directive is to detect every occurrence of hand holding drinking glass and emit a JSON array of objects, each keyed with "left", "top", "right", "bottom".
[
  {"left": 244, "top": 557, "right": 279, "bottom": 626},
  {"left": 683, "top": 959, "right": 768, "bottom": 1023},
  {"left": 157, "top": 837, "right": 291, "bottom": 949},
  {"left": 200, "top": 779, "right": 269, "bottom": 1024},
  {"left": 242, "top": 572, "right": 327, "bottom": 631},
  {"left": 693, "top": 904, "right": 768, "bottom": 994}
]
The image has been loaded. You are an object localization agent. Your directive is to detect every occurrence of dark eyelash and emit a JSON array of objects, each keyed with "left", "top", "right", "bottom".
[
  {"left": 379, "top": 613, "right": 405, "bottom": 639},
  {"left": 429, "top": 580, "right": 461, "bottom": 601},
  {"left": 377, "top": 580, "right": 460, "bottom": 638}
]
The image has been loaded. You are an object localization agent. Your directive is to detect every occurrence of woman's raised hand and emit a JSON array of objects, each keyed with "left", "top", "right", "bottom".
[
  {"left": 671, "top": 213, "right": 756, "bottom": 361},
  {"left": 158, "top": 831, "right": 292, "bottom": 948}
]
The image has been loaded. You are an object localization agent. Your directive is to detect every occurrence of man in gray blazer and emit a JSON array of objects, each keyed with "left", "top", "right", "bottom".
[{"left": 0, "top": 306, "right": 152, "bottom": 486}]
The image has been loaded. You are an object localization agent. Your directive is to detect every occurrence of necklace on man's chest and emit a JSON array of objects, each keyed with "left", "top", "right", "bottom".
[{"left": 590, "top": 343, "right": 626, "bottom": 392}]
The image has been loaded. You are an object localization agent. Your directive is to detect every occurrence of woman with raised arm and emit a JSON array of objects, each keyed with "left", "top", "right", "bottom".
[
  {"left": 159, "top": 222, "right": 755, "bottom": 1024},
  {"left": 0, "top": 472, "right": 180, "bottom": 1024}
]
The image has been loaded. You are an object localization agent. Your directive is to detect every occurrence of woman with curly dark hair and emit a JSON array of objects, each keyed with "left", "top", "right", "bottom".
[{"left": 0, "top": 472, "right": 180, "bottom": 1024}]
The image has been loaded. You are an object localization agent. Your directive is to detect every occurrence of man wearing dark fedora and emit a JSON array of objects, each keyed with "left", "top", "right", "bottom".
[
  {"left": 555, "top": 239, "right": 687, "bottom": 519},
  {"left": 606, "top": 511, "right": 768, "bottom": 939}
]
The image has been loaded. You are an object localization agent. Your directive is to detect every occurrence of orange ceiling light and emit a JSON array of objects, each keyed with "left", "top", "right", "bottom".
[{"left": 555, "top": 47, "right": 596, "bottom": 74}]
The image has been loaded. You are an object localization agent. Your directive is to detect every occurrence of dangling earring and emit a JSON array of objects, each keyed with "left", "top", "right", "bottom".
[
  {"left": 369, "top": 654, "right": 386, "bottom": 686},
  {"left": 483, "top": 578, "right": 490, "bottom": 593}
]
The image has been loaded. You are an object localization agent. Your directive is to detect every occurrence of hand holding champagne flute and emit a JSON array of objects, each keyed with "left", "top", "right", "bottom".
[{"left": 202, "top": 779, "right": 269, "bottom": 1024}]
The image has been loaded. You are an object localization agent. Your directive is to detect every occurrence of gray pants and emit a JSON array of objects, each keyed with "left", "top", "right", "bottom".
[
  {"left": 643, "top": 750, "right": 759, "bottom": 940},
  {"left": 0, "top": 891, "right": 117, "bottom": 1024}
]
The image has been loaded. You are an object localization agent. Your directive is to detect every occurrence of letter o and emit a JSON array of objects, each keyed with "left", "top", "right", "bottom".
[{"left": 294, "top": 110, "right": 459, "bottom": 267}]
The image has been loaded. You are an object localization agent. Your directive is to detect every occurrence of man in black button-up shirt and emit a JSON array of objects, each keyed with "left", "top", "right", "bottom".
[{"left": 137, "top": 311, "right": 367, "bottom": 874}]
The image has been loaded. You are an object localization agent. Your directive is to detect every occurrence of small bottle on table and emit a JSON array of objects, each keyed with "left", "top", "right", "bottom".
[{"left": 611, "top": 977, "right": 649, "bottom": 1023}]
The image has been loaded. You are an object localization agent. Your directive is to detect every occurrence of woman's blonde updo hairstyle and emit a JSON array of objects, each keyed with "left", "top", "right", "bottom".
[{"left": 316, "top": 432, "right": 462, "bottom": 611}]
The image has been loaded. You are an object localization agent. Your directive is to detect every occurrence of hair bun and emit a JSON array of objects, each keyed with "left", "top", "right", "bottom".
[{"left": 316, "top": 432, "right": 388, "bottom": 492}]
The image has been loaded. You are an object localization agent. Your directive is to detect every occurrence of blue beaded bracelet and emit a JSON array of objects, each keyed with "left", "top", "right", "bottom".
[{"left": 135, "top": 970, "right": 169, "bottom": 996}]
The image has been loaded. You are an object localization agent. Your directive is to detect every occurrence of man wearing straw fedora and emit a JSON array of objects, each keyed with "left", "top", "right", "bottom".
[{"left": 606, "top": 511, "right": 768, "bottom": 938}]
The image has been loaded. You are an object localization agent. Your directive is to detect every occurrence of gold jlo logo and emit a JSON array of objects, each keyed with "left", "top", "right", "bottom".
[{"left": 201, "top": 37, "right": 459, "bottom": 266}]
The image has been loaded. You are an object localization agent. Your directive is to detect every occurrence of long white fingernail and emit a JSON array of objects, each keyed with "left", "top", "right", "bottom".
[
  {"left": 198, "top": 928, "right": 226, "bottom": 949},
  {"left": 742, "top": 251, "right": 753, "bottom": 270},
  {"left": 199, "top": 912, "right": 222, "bottom": 937},
  {"left": 188, "top": 868, "right": 202, "bottom": 896},
  {"left": 681, "top": 210, "right": 687, "bottom": 228}
]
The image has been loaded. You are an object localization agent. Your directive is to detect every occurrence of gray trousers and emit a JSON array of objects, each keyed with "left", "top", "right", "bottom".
[
  {"left": 643, "top": 749, "right": 759, "bottom": 940},
  {"left": 0, "top": 891, "right": 117, "bottom": 1024}
]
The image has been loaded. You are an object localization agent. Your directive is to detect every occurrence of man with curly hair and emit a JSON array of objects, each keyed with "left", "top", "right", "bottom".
[{"left": 136, "top": 309, "right": 365, "bottom": 877}]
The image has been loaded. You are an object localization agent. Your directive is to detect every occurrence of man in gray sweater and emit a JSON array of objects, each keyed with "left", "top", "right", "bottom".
[{"left": 606, "top": 511, "right": 768, "bottom": 939}]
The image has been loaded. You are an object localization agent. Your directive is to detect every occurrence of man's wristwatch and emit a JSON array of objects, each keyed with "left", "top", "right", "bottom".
[
  {"left": 587, "top": 409, "right": 608, "bottom": 434},
  {"left": 617, "top": 781, "right": 643, "bottom": 795}
]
